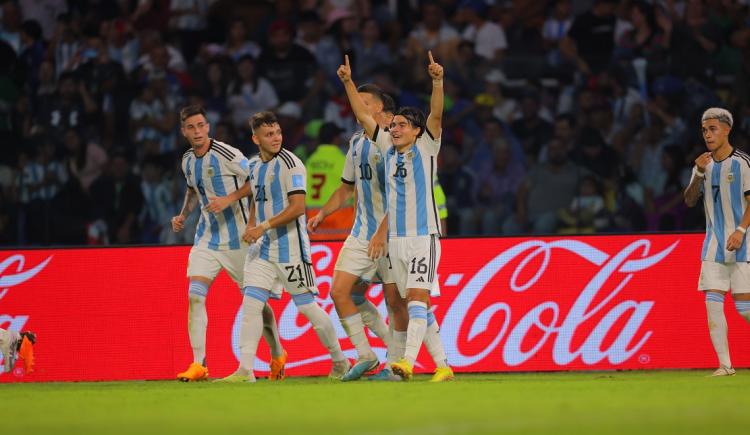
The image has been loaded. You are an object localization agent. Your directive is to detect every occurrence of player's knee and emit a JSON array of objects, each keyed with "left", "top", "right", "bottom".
[
  {"left": 243, "top": 286, "right": 270, "bottom": 304},
  {"left": 407, "top": 301, "right": 428, "bottom": 321},
  {"left": 189, "top": 281, "right": 209, "bottom": 298},
  {"left": 705, "top": 291, "right": 725, "bottom": 304},
  {"left": 351, "top": 292, "right": 367, "bottom": 306},
  {"left": 291, "top": 292, "right": 316, "bottom": 307}
]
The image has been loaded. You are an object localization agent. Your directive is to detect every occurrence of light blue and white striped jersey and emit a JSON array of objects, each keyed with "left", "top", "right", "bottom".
[
  {"left": 699, "top": 148, "right": 750, "bottom": 263},
  {"left": 342, "top": 130, "right": 388, "bottom": 240},
  {"left": 181, "top": 139, "right": 252, "bottom": 251},
  {"left": 249, "top": 148, "right": 312, "bottom": 264},
  {"left": 373, "top": 126, "right": 442, "bottom": 238}
]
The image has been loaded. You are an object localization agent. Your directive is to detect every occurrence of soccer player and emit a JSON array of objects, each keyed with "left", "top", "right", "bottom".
[
  {"left": 0, "top": 328, "right": 35, "bottom": 374},
  {"left": 172, "top": 105, "right": 287, "bottom": 382},
  {"left": 684, "top": 107, "right": 750, "bottom": 377},
  {"left": 308, "top": 84, "right": 404, "bottom": 381},
  {"left": 338, "top": 53, "right": 454, "bottom": 382},
  {"left": 223, "top": 111, "right": 350, "bottom": 382}
]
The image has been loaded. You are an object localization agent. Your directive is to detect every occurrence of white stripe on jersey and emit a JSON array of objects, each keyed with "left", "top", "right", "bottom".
[
  {"left": 342, "top": 130, "right": 388, "bottom": 241},
  {"left": 373, "top": 126, "right": 442, "bottom": 237},
  {"left": 249, "top": 148, "right": 312, "bottom": 263},
  {"left": 181, "top": 139, "right": 251, "bottom": 251},
  {"left": 700, "top": 148, "right": 750, "bottom": 263}
]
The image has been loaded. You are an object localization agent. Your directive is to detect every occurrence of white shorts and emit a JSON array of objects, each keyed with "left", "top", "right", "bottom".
[
  {"left": 334, "top": 235, "right": 395, "bottom": 284},
  {"left": 244, "top": 255, "right": 318, "bottom": 298},
  {"left": 698, "top": 261, "right": 750, "bottom": 294},
  {"left": 187, "top": 245, "right": 247, "bottom": 288},
  {"left": 389, "top": 235, "right": 441, "bottom": 298}
]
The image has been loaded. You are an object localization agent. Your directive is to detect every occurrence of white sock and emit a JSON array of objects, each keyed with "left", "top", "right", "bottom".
[
  {"left": 238, "top": 295, "right": 265, "bottom": 377},
  {"left": 298, "top": 302, "right": 346, "bottom": 362},
  {"left": 404, "top": 301, "right": 428, "bottom": 366},
  {"left": 706, "top": 293, "right": 731, "bottom": 368},
  {"left": 388, "top": 330, "right": 407, "bottom": 368},
  {"left": 261, "top": 303, "right": 284, "bottom": 358},
  {"left": 424, "top": 312, "right": 449, "bottom": 368},
  {"left": 357, "top": 299, "right": 392, "bottom": 347},
  {"left": 0, "top": 328, "right": 19, "bottom": 352},
  {"left": 341, "top": 313, "right": 375, "bottom": 360},
  {"left": 188, "top": 294, "right": 208, "bottom": 365},
  {"left": 736, "top": 301, "right": 750, "bottom": 323}
]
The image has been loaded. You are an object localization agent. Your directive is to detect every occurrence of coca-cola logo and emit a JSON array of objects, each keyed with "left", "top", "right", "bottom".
[{"left": 229, "top": 239, "right": 678, "bottom": 371}]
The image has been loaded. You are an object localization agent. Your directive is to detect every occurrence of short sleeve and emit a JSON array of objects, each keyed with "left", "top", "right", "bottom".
[
  {"left": 226, "top": 153, "right": 251, "bottom": 180},
  {"left": 342, "top": 141, "right": 355, "bottom": 185},
  {"left": 181, "top": 155, "right": 194, "bottom": 188},
  {"left": 741, "top": 161, "right": 750, "bottom": 196},
  {"left": 284, "top": 160, "right": 307, "bottom": 196},
  {"left": 418, "top": 129, "right": 441, "bottom": 155},
  {"left": 372, "top": 126, "right": 392, "bottom": 156}
]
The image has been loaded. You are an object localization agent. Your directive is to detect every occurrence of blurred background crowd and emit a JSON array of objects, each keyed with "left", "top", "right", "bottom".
[{"left": 1, "top": 0, "right": 748, "bottom": 246}]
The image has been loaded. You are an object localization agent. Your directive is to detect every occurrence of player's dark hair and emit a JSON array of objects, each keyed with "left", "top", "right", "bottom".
[
  {"left": 250, "top": 111, "right": 279, "bottom": 133},
  {"left": 357, "top": 84, "right": 396, "bottom": 114},
  {"left": 180, "top": 105, "right": 207, "bottom": 123},
  {"left": 393, "top": 107, "right": 426, "bottom": 137}
]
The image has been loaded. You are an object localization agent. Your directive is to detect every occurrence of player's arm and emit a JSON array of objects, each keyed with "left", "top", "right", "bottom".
[
  {"left": 308, "top": 182, "right": 355, "bottom": 233},
  {"left": 172, "top": 188, "right": 198, "bottom": 232},
  {"left": 338, "top": 55, "right": 378, "bottom": 139},
  {"left": 368, "top": 213, "right": 389, "bottom": 260},
  {"left": 684, "top": 152, "right": 711, "bottom": 207},
  {"left": 207, "top": 180, "right": 251, "bottom": 214},
  {"left": 244, "top": 193, "right": 306, "bottom": 244},
  {"left": 425, "top": 51, "right": 444, "bottom": 140}
]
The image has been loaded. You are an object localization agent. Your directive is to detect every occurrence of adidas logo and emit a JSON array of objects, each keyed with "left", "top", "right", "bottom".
[
  {"left": 416, "top": 277, "right": 425, "bottom": 283},
  {"left": 297, "top": 282, "right": 305, "bottom": 288}
]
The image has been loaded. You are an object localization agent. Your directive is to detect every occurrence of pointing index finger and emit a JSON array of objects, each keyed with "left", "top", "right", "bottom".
[
  {"left": 428, "top": 50, "right": 435, "bottom": 65},
  {"left": 345, "top": 54, "right": 350, "bottom": 68}
]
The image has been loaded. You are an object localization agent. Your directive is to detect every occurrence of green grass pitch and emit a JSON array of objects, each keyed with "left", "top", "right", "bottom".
[{"left": 5, "top": 371, "right": 750, "bottom": 435}]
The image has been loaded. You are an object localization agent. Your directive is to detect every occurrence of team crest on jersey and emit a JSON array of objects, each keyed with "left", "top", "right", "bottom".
[
  {"left": 207, "top": 167, "right": 215, "bottom": 177},
  {"left": 372, "top": 153, "right": 381, "bottom": 163},
  {"left": 728, "top": 173, "right": 734, "bottom": 183}
]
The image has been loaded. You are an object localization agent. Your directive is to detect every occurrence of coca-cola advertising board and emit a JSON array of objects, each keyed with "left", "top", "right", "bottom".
[{"left": 2, "top": 234, "right": 749, "bottom": 382}]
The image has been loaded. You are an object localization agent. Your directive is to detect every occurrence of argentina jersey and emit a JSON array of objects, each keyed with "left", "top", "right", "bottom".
[
  {"left": 373, "top": 126, "right": 442, "bottom": 237},
  {"left": 250, "top": 148, "right": 312, "bottom": 263},
  {"left": 181, "top": 140, "right": 251, "bottom": 250},
  {"left": 342, "top": 130, "right": 388, "bottom": 240},
  {"left": 700, "top": 148, "right": 750, "bottom": 263}
]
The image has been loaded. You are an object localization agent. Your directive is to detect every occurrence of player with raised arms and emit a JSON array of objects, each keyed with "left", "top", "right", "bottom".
[{"left": 338, "top": 53, "right": 454, "bottom": 381}]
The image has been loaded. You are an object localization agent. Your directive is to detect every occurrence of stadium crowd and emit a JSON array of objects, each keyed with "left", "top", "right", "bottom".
[{"left": 0, "top": 0, "right": 748, "bottom": 246}]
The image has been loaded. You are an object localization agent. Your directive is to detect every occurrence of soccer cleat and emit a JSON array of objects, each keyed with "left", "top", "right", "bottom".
[
  {"left": 390, "top": 358, "right": 414, "bottom": 381},
  {"left": 328, "top": 359, "right": 351, "bottom": 380},
  {"left": 429, "top": 367, "right": 455, "bottom": 382},
  {"left": 368, "top": 367, "right": 402, "bottom": 382},
  {"left": 176, "top": 362, "right": 209, "bottom": 382},
  {"left": 268, "top": 350, "right": 288, "bottom": 381},
  {"left": 341, "top": 357, "right": 379, "bottom": 382},
  {"left": 708, "top": 366, "right": 736, "bottom": 377},
  {"left": 17, "top": 332, "right": 35, "bottom": 374},
  {"left": 213, "top": 372, "right": 256, "bottom": 383}
]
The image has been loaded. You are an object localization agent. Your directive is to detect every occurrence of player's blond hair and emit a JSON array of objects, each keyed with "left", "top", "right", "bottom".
[{"left": 701, "top": 107, "right": 733, "bottom": 128}]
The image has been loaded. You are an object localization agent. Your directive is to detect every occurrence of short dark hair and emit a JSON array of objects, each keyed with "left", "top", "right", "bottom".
[
  {"left": 180, "top": 105, "right": 207, "bottom": 123},
  {"left": 393, "top": 107, "right": 426, "bottom": 136},
  {"left": 357, "top": 84, "right": 396, "bottom": 114},
  {"left": 250, "top": 111, "right": 279, "bottom": 132}
]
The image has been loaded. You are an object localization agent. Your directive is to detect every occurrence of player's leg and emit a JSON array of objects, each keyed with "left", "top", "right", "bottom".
[
  {"left": 731, "top": 262, "right": 750, "bottom": 323},
  {"left": 369, "top": 282, "right": 408, "bottom": 381},
  {"left": 0, "top": 328, "right": 35, "bottom": 374},
  {"left": 178, "top": 247, "right": 220, "bottom": 381},
  {"left": 351, "top": 281, "right": 390, "bottom": 346},
  {"left": 283, "top": 262, "right": 350, "bottom": 379},
  {"left": 224, "top": 246, "right": 286, "bottom": 380},
  {"left": 699, "top": 260, "right": 734, "bottom": 376}
]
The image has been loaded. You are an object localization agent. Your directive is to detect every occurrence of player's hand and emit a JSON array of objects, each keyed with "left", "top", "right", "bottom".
[
  {"left": 207, "top": 196, "right": 231, "bottom": 214},
  {"left": 171, "top": 215, "right": 185, "bottom": 232},
  {"left": 727, "top": 230, "right": 745, "bottom": 251},
  {"left": 337, "top": 55, "right": 352, "bottom": 83},
  {"left": 368, "top": 228, "right": 387, "bottom": 260},
  {"left": 243, "top": 225, "right": 265, "bottom": 244},
  {"left": 695, "top": 152, "right": 712, "bottom": 172},
  {"left": 307, "top": 212, "right": 325, "bottom": 234},
  {"left": 427, "top": 51, "right": 444, "bottom": 81}
]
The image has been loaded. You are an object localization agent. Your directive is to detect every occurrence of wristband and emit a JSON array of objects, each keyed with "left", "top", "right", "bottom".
[
  {"left": 737, "top": 226, "right": 747, "bottom": 234},
  {"left": 261, "top": 221, "right": 271, "bottom": 231},
  {"left": 695, "top": 168, "right": 705, "bottom": 178}
]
